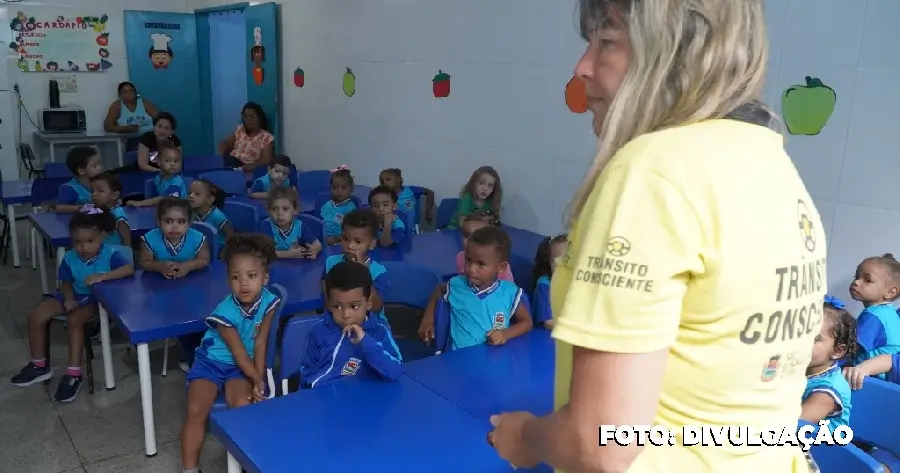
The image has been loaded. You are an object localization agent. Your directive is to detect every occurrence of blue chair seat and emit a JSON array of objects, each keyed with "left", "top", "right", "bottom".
[
  {"left": 279, "top": 315, "right": 324, "bottom": 395},
  {"left": 435, "top": 198, "right": 459, "bottom": 230}
]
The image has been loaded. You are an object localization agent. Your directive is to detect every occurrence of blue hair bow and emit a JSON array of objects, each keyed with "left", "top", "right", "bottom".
[
  {"left": 79, "top": 203, "right": 103, "bottom": 215},
  {"left": 824, "top": 295, "right": 845, "bottom": 309}
]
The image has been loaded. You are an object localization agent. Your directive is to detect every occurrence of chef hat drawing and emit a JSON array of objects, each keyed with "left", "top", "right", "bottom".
[
  {"left": 253, "top": 27, "right": 262, "bottom": 45},
  {"left": 150, "top": 33, "right": 172, "bottom": 51}
]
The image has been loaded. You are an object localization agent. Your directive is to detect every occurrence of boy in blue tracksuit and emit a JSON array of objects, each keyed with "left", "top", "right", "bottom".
[{"left": 301, "top": 261, "right": 402, "bottom": 388}]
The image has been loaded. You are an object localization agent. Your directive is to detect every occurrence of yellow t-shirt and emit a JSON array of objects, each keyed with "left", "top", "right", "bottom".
[{"left": 552, "top": 119, "right": 826, "bottom": 473}]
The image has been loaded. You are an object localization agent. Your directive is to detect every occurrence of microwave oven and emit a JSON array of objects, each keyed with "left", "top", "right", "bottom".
[{"left": 39, "top": 108, "right": 87, "bottom": 134}]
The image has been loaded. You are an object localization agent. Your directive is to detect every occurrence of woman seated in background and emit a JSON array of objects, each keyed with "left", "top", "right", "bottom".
[
  {"left": 218, "top": 102, "right": 274, "bottom": 173},
  {"left": 109, "top": 112, "right": 181, "bottom": 174},
  {"left": 103, "top": 81, "right": 158, "bottom": 152}
]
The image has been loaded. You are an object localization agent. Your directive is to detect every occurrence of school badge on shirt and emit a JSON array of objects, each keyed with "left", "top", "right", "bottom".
[
  {"left": 341, "top": 357, "right": 361, "bottom": 376},
  {"left": 492, "top": 312, "right": 506, "bottom": 330},
  {"left": 761, "top": 355, "right": 780, "bottom": 382},
  {"left": 334, "top": 213, "right": 344, "bottom": 224},
  {"left": 403, "top": 200, "right": 414, "bottom": 211},
  {"left": 252, "top": 322, "right": 262, "bottom": 338}
]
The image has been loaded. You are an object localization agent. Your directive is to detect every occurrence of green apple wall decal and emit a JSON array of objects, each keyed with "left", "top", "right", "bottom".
[{"left": 781, "top": 76, "right": 836, "bottom": 135}]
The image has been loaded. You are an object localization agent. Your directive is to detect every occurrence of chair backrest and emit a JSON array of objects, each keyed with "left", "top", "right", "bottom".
[
  {"left": 18, "top": 143, "right": 40, "bottom": 174},
  {"left": 313, "top": 191, "right": 362, "bottom": 217},
  {"left": 432, "top": 296, "right": 452, "bottom": 354},
  {"left": 263, "top": 284, "right": 288, "bottom": 399},
  {"left": 297, "top": 214, "right": 325, "bottom": 244},
  {"left": 394, "top": 209, "right": 412, "bottom": 242},
  {"left": 810, "top": 442, "right": 883, "bottom": 473},
  {"left": 435, "top": 198, "right": 459, "bottom": 229},
  {"left": 44, "top": 162, "right": 72, "bottom": 178},
  {"left": 183, "top": 154, "right": 225, "bottom": 172},
  {"left": 124, "top": 151, "right": 138, "bottom": 166},
  {"left": 297, "top": 170, "right": 332, "bottom": 196},
  {"left": 222, "top": 200, "right": 260, "bottom": 233},
  {"left": 849, "top": 377, "right": 900, "bottom": 455},
  {"left": 279, "top": 315, "right": 324, "bottom": 395},
  {"left": 144, "top": 176, "right": 194, "bottom": 199},
  {"left": 380, "top": 262, "right": 441, "bottom": 309},
  {"left": 117, "top": 172, "right": 156, "bottom": 199},
  {"left": 407, "top": 185, "right": 429, "bottom": 228},
  {"left": 198, "top": 169, "right": 247, "bottom": 196},
  {"left": 191, "top": 221, "right": 218, "bottom": 257},
  {"left": 115, "top": 245, "right": 135, "bottom": 265},
  {"left": 508, "top": 253, "right": 534, "bottom": 291},
  {"left": 31, "top": 177, "right": 70, "bottom": 206}
]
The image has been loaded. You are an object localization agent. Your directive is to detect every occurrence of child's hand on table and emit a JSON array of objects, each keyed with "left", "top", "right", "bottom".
[
  {"left": 486, "top": 330, "right": 507, "bottom": 346},
  {"left": 304, "top": 244, "right": 319, "bottom": 259},
  {"left": 286, "top": 245, "right": 308, "bottom": 259}
]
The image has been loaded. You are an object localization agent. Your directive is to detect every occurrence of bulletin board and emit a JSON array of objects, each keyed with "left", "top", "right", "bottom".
[{"left": 8, "top": 10, "right": 112, "bottom": 73}]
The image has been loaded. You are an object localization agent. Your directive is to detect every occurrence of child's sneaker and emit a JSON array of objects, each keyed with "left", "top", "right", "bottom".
[
  {"left": 179, "top": 361, "right": 191, "bottom": 373},
  {"left": 54, "top": 374, "right": 83, "bottom": 403},
  {"left": 10, "top": 362, "right": 52, "bottom": 386}
]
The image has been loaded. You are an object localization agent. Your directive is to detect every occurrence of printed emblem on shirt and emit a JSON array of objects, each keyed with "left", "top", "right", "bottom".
[
  {"left": 492, "top": 312, "right": 506, "bottom": 330},
  {"left": 606, "top": 236, "right": 631, "bottom": 257},
  {"left": 761, "top": 354, "right": 780, "bottom": 382},
  {"left": 403, "top": 200, "right": 413, "bottom": 211},
  {"left": 341, "top": 357, "right": 361, "bottom": 376},
  {"left": 574, "top": 236, "right": 652, "bottom": 293},
  {"left": 797, "top": 199, "right": 816, "bottom": 253},
  {"left": 334, "top": 213, "right": 344, "bottom": 224},
  {"left": 252, "top": 322, "right": 262, "bottom": 338}
]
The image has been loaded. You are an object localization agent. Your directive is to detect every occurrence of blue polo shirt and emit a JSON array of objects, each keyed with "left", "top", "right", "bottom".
[
  {"left": 378, "top": 216, "right": 406, "bottom": 244},
  {"left": 141, "top": 228, "right": 205, "bottom": 262},
  {"left": 855, "top": 303, "right": 900, "bottom": 376},
  {"left": 195, "top": 207, "right": 230, "bottom": 249},
  {"left": 58, "top": 178, "right": 92, "bottom": 206},
  {"left": 200, "top": 288, "right": 281, "bottom": 365},
  {"left": 250, "top": 175, "right": 291, "bottom": 193},
  {"left": 803, "top": 365, "right": 852, "bottom": 432},
  {"left": 319, "top": 199, "right": 357, "bottom": 238},
  {"left": 258, "top": 218, "right": 318, "bottom": 251},
  {"left": 533, "top": 275, "right": 552, "bottom": 324},
  {"left": 443, "top": 275, "right": 525, "bottom": 350},
  {"left": 151, "top": 173, "right": 187, "bottom": 198},
  {"left": 58, "top": 244, "right": 129, "bottom": 295},
  {"left": 105, "top": 206, "right": 130, "bottom": 246}
]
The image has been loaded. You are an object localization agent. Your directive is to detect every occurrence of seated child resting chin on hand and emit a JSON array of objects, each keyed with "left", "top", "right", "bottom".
[
  {"left": 421, "top": 226, "right": 533, "bottom": 350},
  {"left": 298, "top": 261, "right": 402, "bottom": 389},
  {"left": 10, "top": 211, "right": 134, "bottom": 403},
  {"left": 259, "top": 186, "right": 321, "bottom": 259},
  {"left": 180, "top": 234, "right": 282, "bottom": 473},
  {"left": 368, "top": 185, "right": 406, "bottom": 247}
]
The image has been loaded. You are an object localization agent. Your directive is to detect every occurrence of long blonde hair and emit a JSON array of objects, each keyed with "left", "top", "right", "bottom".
[
  {"left": 569, "top": 0, "right": 779, "bottom": 224},
  {"left": 460, "top": 166, "right": 503, "bottom": 216}
]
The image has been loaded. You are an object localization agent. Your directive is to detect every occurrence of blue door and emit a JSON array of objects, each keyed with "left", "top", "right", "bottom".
[
  {"left": 244, "top": 3, "right": 280, "bottom": 152},
  {"left": 124, "top": 11, "right": 205, "bottom": 157}
]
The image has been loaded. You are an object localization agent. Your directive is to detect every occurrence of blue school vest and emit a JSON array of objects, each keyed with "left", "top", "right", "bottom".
[
  {"left": 319, "top": 199, "right": 357, "bottom": 238},
  {"left": 59, "top": 178, "right": 92, "bottom": 205},
  {"left": 377, "top": 216, "right": 406, "bottom": 241},
  {"left": 200, "top": 288, "right": 281, "bottom": 365},
  {"left": 153, "top": 174, "right": 187, "bottom": 198},
  {"left": 105, "top": 206, "right": 130, "bottom": 246},
  {"left": 195, "top": 207, "right": 230, "bottom": 249},
  {"left": 58, "top": 244, "right": 128, "bottom": 295},
  {"left": 259, "top": 218, "right": 317, "bottom": 251},
  {"left": 251, "top": 175, "right": 291, "bottom": 193},
  {"left": 854, "top": 304, "right": 900, "bottom": 373},
  {"left": 803, "top": 365, "right": 852, "bottom": 432},
  {"left": 445, "top": 276, "right": 523, "bottom": 350},
  {"left": 141, "top": 228, "right": 205, "bottom": 262}
]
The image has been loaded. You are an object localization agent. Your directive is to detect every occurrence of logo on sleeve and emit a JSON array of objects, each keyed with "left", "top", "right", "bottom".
[
  {"left": 797, "top": 200, "right": 816, "bottom": 253},
  {"left": 606, "top": 236, "right": 631, "bottom": 257},
  {"left": 492, "top": 312, "right": 506, "bottom": 330},
  {"left": 403, "top": 200, "right": 413, "bottom": 211},
  {"left": 341, "top": 357, "right": 361, "bottom": 376},
  {"left": 334, "top": 213, "right": 344, "bottom": 224}
]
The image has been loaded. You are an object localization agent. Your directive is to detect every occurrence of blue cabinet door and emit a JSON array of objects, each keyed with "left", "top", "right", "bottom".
[
  {"left": 244, "top": 2, "right": 280, "bottom": 152},
  {"left": 124, "top": 11, "right": 205, "bottom": 157}
]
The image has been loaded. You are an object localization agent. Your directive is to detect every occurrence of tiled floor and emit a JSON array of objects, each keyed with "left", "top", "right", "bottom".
[{"left": 0, "top": 227, "right": 230, "bottom": 472}]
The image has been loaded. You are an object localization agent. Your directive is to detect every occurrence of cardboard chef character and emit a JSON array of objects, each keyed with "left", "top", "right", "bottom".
[
  {"left": 250, "top": 27, "right": 265, "bottom": 84},
  {"left": 149, "top": 33, "right": 173, "bottom": 69}
]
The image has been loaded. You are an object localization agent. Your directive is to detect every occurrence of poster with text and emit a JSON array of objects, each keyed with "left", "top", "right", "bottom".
[{"left": 8, "top": 10, "right": 112, "bottom": 73}]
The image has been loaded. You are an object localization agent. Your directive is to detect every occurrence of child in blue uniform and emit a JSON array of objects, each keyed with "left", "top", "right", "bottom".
[
  {"left": 188, "top": 179, "right": 233, "bottom": 251},
  {"left": 258, "top": 186, "right": 321, "bottom": 259},
  {"left": 848, "top": 253, "right": 900, "bottom": 372},
  {"left": 368, "top": 185, "right": 406, "bottom": 247},
  {"left": 532, "top": 234, "right": 568, "bottom": 330},
  {"left": 56, "top": 146, "right": 103, "bottom": 212},
  {"left": 448, "top": 166, "right": 503, "bottom": 230},
  {"left": 429, "top": 226, "right": 533, "bottom": 350},
  {"left": 802, "top": 296, "right": 856, "bottom": 433},
  {"left": 844, "top": 352, "right": 900, "bottom": 388},
  {"left": 250, "top": 154, "right": 293, "bottom": 199},
  {"left": 379, "top": 167, "right": 434, "bottom": 230},
  {"left": 128, "top": 141, "right": 188, "bottom": 208},
  {"left": 320, "top": 165, "right": 357, "bottom": 245},
  {"left": 322, "top": 209, "right": 390, "bottom": 324},
  {"left": 89, "top": 172, "right": 130, "bottom": 248},
  {"left": 300, "top": 261, "right": 401, "bottom": 389},
  {"left": 140, "top": 197, "right": 211, "bottom": 371},
  {"left": 10, "top": 211, "right": 134, "bottom": 402},
  {"left": 181, "top": 234, "right": 281, "bottom": 473}
]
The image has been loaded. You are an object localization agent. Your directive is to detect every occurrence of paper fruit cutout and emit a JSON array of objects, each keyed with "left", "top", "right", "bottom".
[
  {"left": 250, "top": 27, "right": 265, "bottom": 85},
  {"left": 781, "top": 76, "right": 836, "bottom": 136},
  {"left": 565, "top": 76, "right": 588, "bottom": 114},
  {"left": 343, "top": 67, "right": 356, "bottom": 97},
  {"left": 432, "top": 70, "right": 450, "bottom": 98},
  {"left": 293, "top": 67, "right": 304, "bottom": 88}
]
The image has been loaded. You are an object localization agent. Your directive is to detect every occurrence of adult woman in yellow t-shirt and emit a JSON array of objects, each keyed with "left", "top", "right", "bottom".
[{"left": 489, "top": 1, "right": 827, "bottom": 473}]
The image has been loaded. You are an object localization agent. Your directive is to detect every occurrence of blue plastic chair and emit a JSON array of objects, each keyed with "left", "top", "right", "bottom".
[
  {"left": 198, "top": 170, "right": 247, "bottom": 196},
  {"left": 297, "top": 170, "right": 332, "bottom": 196},
  {"left": 509, "top": 254, "right": 534, "bottom": 290},
  {"left": 143, "top": 176, "right": 194, "bottom": 199},
  {"left": 211, "top": 284, "right": 288, "bottom": 409},
  {"left": 433, "top": 296, "right": 452, "bottom": 355},
  {"left": 297, "top": 214, "right": 325, "bottom": 244},
  {"left": 32, "top": 177, "right": 69, "bottom": 206},
  {"left": 124, "top": 151, "right": 138, "bottom": 166},
  {"left": 222, "top": 200, "right": 260, "bottom": 233},
  {"left": 435, "top": 198, "right": 459, "bottom": 230},
  {"left": 811, "top": 444, "right": 884, "bottom": 473},
  {"left": 118, "top": 172, "right": 157, "bottom": 199},
  {"left": 183, "top": 155, "right": 225, "bottom": 173},
  {"left": 311, "top": 192, "right": 362, "bottom": 218},
  {"left": 279, "top": 315, "right": 324, "bottom": 395},
  {"left": 43, "top": 162, "right": 72, "bottom": 178},
  {"left": 850, "top": 377, "right": 900, "bottom": 456},
  {"left": 191, "top": 221, "right": 218, "bottom": 257},
  {"left": 392, "top": 209, "right": 413, "bottom": 243},
  {"left": 381, "top": 262, "right": 441, "bottom": 309}
]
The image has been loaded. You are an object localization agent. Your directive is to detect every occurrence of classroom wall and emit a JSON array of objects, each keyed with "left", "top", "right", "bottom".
[{"left": 1, "top": 0, "right": 190, "bottom": 172}]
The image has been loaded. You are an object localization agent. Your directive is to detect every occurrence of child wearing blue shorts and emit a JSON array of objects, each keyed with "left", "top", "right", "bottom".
[
  {"left": 181, "top": 234, "right": 281, "bottom": 473},
  {"left": 10, "top": 211, "right": 134, "bottom": 402}
]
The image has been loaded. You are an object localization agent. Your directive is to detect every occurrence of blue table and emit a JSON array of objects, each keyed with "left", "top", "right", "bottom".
[
  {"left": 1, "top": 179, "right": 34, "bottom": 267},
  {"left": 91, "top": 258, "right": 325, "bottom": 456},
  {"left": 210, "top": 377, "right": 529, "bottom": 473},
  {"left": 28, "top": 208, "right": 158, "bottom": 295},
  {"left": 404, "top": 330, "right": 555, "bottom": 421}
]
